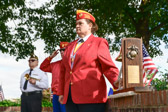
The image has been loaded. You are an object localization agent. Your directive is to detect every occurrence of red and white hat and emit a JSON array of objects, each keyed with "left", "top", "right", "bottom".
[
  {"left": 76, "top": 10, "right": 95, "bottom": 23},
  {"left": 60, "top": 42, "right": 69, "bottom": 49}
]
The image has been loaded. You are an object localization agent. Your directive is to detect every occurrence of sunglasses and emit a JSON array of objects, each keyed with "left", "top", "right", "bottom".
[{"left": 28, "top": 59, "right": 37, "bottom": 62}]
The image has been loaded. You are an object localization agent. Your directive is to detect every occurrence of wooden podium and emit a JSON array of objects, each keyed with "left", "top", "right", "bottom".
[{"left": 114, "top": 38, "right": 153, "bottom": 94}]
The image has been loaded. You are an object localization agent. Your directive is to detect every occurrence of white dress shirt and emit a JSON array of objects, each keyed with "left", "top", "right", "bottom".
[
  {"left": 20, "top": 67, "right": 48, "bottom": 92},
  {"left": 77, "top": 33, "right": 91, "bottom": 42}
]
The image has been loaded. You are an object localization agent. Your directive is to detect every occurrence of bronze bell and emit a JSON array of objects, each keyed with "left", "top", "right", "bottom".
[{"left": 24, "top": 74, "right": 30, "bottom": 80}]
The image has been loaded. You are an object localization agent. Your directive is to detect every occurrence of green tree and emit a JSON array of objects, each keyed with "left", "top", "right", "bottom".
[
  {"left": 151, "top": 69, "right": 168, "bottom": 90},
  {"left": 0, "top": 0, "right": 36, "bottom": 60},
  {"left": 1, "top": 0, "right": 168, "bottom": 60}
]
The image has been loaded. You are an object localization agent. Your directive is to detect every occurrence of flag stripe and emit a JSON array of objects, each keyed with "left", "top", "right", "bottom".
[{"left": 143, "top": 65, "right": 157, "bottom": 69}]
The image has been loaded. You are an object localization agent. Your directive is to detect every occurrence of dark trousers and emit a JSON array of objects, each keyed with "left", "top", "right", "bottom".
[
  {"left": 66, "top": 86, "right": 106, "bottom": 112},
  {"left": 21, "top": 91, "right": 42, "bottom": 112}
]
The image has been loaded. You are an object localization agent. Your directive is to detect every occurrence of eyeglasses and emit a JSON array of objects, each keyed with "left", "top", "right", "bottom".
[
  {"left": 28, "top": 59, "right": 37, "bottom": 62},
  {"left": 60, "top": 49, "right": 65, "bottom": 52}
]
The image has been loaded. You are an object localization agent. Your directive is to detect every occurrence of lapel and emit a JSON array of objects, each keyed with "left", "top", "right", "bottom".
[{"left": 72, "top": 34, "right": 95, "bottom": 70}]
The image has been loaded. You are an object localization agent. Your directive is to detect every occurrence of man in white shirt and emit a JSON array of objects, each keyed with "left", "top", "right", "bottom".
[{"left": 20, "top": 54, "right": 48, "bottom": 112}]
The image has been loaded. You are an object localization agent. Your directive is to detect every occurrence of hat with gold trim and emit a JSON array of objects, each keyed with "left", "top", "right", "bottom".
[
  {"left": 60, "top": 42, "right": 69, "bottom": 49},
  {"left": 76, "top": 10, "right": 95, "bottom": 23},
  {"left": 30, "top": 54, "right": 38, "bottom": 60}
]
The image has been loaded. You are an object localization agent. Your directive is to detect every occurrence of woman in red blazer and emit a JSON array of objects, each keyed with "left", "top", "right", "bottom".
[{"left": 58, "top": 10, "right": 119, "bottom": 112}]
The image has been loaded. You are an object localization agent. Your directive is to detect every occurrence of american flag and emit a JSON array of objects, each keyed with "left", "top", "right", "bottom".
[
  {"left": 108, "top": 87, "right": 113, "bottom": 96},
  {"left": 142, "top": 44, "right": 158, "bottom": 86},
  {"left": 0, "top": 85, "right": 5, "bottom": 101}
]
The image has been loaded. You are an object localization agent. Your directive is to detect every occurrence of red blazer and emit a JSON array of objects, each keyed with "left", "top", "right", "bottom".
[
  {"left": 58, "top": 34, "right": 119, "bottom": 104},
  {"left": 40, "top": 58, "right": 62, "bottom": 95}
]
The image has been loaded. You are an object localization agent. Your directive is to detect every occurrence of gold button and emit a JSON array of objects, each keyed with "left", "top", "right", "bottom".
[
  {"left": 71, "top": 58, "right": 74, "bottom": 62},
  {"left": 70, "top": 71, "right": 72, "bottom": 74},
  {"left": 70, "top": 82, "right": 73, "bottom": 85}
]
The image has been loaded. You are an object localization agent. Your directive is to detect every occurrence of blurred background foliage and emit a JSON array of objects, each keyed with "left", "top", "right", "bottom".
[
  {"left": 0, "top": 88, "right": 52, "bottom": 107},
  {"left": 0, "top": 0, "right": 168, "bottom": 60},
  {"left": 151, "top": 69, "right": 168, "bottom": 90}
]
